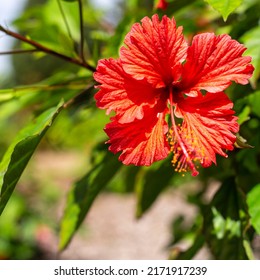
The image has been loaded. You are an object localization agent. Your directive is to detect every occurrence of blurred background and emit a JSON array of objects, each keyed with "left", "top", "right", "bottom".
[{"left": 0, "top": 0, "right": 259, "bottom": 259}]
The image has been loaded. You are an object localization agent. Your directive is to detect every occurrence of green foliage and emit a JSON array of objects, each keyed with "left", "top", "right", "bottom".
[
  {"left": 59, "top": 147, "right": 121, "bottom": 250},
  {"left": 204, "top": 0, "right": 242, "bottom": 20},
  {"left": 247, "top": 184, "right": 260, "bottom": 234},
  {"left": 0, "top": 101, "right": 64, "bottom": 215},
  {"left": 13, "top": 0, "right": 80, "bottom": 56},
  {"left": 0, "top": 194, "right": 41, "bottom": 259},
  {"left": 202, "top": 178, "right": 251, "bottom": 259},
  {"left": 0, "top": 0, "right": 259, "bottom": 260},
  {"left": 136, "top": 159, "right": 175, "bottom": 217},
  {"left": 241, "top": 27, "right": 260, "bottom": 88}
]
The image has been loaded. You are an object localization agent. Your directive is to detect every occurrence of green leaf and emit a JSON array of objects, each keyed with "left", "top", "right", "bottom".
[
  {"left": 203, "top": 177, "right": 252, "bottom": 259},
  {"left": 237, "top": 105, "right": 250, "bottom": 125},
  {"left": 241, "top": 26, "right": 260, "bottom": 88},
  {"left": 0, "top": 101, "right": 64, "bottom": 215},
  {"left": 13, "top": 0, "right": 80, "bottom": 56},
  {"left": 59, "top": 150, "right": 121, "bottom": 250},
  {"left": 136, "top": 159, "right": 173, "bottom": 218},
  {"left": 204, "top": 0, "right": 242, "bottom": 21},
  {"left": 212, "top": 207, "right": 241, "bottom": 239},
  {"left": 247, "top": 90, "right": 260, "bottom": 118},
  {"left": 168, "top": 214, "right": 205, "bottom": 260},
  {"left": 243, "top": 239, "right": 255, "bottom": 260},
  {"left": 247, "top": 184, "right": 260, "bottom": 234}
]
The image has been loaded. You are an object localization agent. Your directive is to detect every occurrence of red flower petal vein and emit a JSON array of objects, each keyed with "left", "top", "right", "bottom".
[
  {"left": 121, "top": 15, "right": 188, "bottom": 88},
  {"left": 181, "top": 33, "right": 254, "bottom": 95}
]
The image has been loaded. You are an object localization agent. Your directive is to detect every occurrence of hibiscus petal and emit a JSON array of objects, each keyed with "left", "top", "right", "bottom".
[
  {"left": 181, "top": 33, "right": 254, "bottom": 95},
  {"left": 120, "top": 14, "right": 188, "bottom": 88},
  {"left": 171, "top": 92, "right": 239, "bottom": 175},
  {"left": 94, "top": 58, "right": 165, "bottom": 123},
  {"left": 105, "top": 110, "right": 170, "bottom": 166}
]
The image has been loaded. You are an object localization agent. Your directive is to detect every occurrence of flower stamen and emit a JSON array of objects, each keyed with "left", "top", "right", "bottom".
[{"left": 169, "top": 90, "right": 199, "bottom": 176}]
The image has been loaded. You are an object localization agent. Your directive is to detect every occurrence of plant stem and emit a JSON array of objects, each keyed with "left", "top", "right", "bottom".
[
  {"left": 78, "top": 0, "right": 85, "bottom": 63},
  {"left": 0, "top": 49, "right": 39, "bottom": 55},
  {"left": 0, "top": 25, "right": 96, "bottom": 72},
  {"left": 57, "top": 0, "right": 73, "bottom": 41},
  {"left": 63, "top": 84, "right": 93, "bottom": 108}
]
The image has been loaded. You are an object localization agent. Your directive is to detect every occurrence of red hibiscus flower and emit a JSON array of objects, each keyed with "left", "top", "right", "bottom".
[
  {"left": 94, "top": 15, "right": 254, "bottom": 176},
  {"left": 156, "top": 0, "right": 168, "bottom": 10}
]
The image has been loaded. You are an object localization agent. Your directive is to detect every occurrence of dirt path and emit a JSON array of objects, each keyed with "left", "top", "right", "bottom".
[
  {"left": 26, "top": 151, "right": 212, "bottom": 260},
  {"left": 59, "top": 191, "right": 209, "bottom": 259}
]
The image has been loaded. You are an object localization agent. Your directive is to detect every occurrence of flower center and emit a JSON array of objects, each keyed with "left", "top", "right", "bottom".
[{"left": 168, "top": 88, "right": 199, "bottom": 176}]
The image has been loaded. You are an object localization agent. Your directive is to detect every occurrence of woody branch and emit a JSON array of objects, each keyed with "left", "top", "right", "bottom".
[{"left": 0, "top": 25, "right": 96, "bottom": 72}]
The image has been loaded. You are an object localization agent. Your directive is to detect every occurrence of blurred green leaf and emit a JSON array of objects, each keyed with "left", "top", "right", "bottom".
[
  {"left": 103, "top": 14, "right": 136, "bottom": 58},
  {"left": 124, "top": 166, "right": 140, "bottom": 192},
  {"left": 237, "top": 105, "right": 250, "bottom": 125},
  {"left": 13, "top": 0, "right": 79, "bottom": 57},
  {"left": 212, "top": 207, "right": 241, "bottom": 238},
  {"left": 236, "top": 91, "right": 260, "bottom": 122},
  {"left": 246, "top": 90, "right": 260, "bottom": 118},
  {"left": 169, "top": 214, "right": 205, "bottom": 260},
  {"left": 203, "top": 177, "right": 251, "bottom": 259},
  {"left": 59, "top": 150, "right": 121, "bottom": 250},
  {"left": 136, "top": 159, "right": 173, "bottom": 218},
  {"left": 204, "top": 0, "right": 242, "bottom": 20},
  {"left": 0, "top": 101, "right": 64, "bottom": 215},
  {"left": 243, "top": 239, "right": 255, "bottom": 260},
  {"left": 0, "top": 193, "right": 41, "bottom": 259},
  {"left": 247, "top": 184, "right": 260, "bottom": 234},
  {"left": 241, "top": 26, "right": 260, "bottom": 88}
]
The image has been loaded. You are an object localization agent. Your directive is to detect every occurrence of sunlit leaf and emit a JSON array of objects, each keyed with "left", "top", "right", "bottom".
[
  {"left": 237, "top": 105, "right": 250, "bottom": 125},
  {"left": 243, "top": 239, "right": 255, "bottom": 260},
  {"left": 13, "top": 0, "right": 80, "bottom": 56},
  {"left": 241, "top": 26, "right": 260, "bottom": 88},
  {"left": 59, "top": 150, "right": 121, "bottom": 250},
  {"left": 204, "top": 0, "right": 242, "bottom": 20},
  {"left": 246, "top": 90, "right": 260, "bottom": 118},
  {"left": 212, "top": 207, "right": 241, "bottom": 239},
  {"left": 247, "top": 184, "right": 260, "bottom": 234},
  {"left": 0, "top": 101, "right": 64, "bottom": 215}
]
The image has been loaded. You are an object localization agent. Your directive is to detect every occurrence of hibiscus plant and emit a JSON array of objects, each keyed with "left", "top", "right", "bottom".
[{"left": 0, "top": 0, "right": 259, "bottom": 259}]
